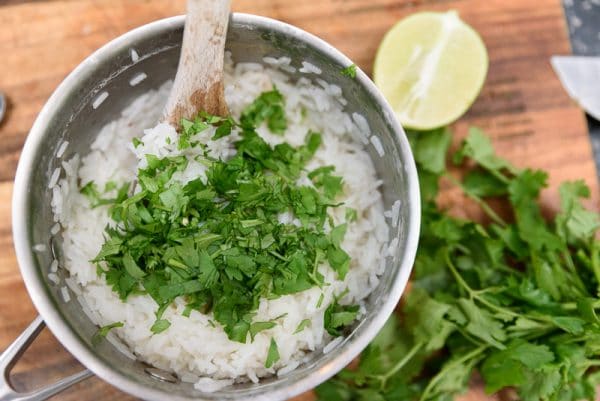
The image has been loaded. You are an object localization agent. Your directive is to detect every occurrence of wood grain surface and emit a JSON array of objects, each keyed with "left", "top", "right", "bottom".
[{"left": 0, "top": 0, "right": 598, "bottom": 400}]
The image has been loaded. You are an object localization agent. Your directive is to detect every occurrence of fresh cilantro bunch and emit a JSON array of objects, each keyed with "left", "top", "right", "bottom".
[
  {"left": 317, "top": 127, "right": 600, "bottom": 401},
  {"left": 85, "top": 89, "right": 358, "bottom": 347}
]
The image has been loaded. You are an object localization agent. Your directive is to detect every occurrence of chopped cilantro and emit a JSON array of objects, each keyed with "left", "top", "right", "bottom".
[
  {"left": 324, "top": 295, "right": 359, "bottom": 337},
  {"left": 80, "top": 181, "right": 130, "bottom": 209},
  {"left": 340, "top": 64, "right": 357, "bottom": 78},
  {"left": 150, "top": 319, "right": 171, "bottom": 334},
  {"left": 132, "top": 137, "right": 143, "bottom": 148},
  {"left": 316, "top": 293, "right": 324, "bottom": 308},
  {"left": 294, "top": 319, "right": 311, "bottom": 334},
  {"left": 250, "top": 321, "right": 277, "bottom": 341},
  {"left": 345, "top": 207, "right": 358, "bottom": 222},
  {"left": 92, "top": 321, "right": 123, "bottom": 346},
  {"left": 90, "top": 91, "right": 354, "bottom": 343},
  {"left": 240, "top": 87, "right": 287, "bottom": 134},
  {"left": 265, "top": 338, "right": 280, "bottom": 368},
  {"left": 179, "top": 116, "right": 210, "bottom": 149}
]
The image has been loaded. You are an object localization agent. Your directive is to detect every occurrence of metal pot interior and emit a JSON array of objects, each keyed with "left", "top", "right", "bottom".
[{"left": 14, "top": 14, "right": 419, "bottom": 401}]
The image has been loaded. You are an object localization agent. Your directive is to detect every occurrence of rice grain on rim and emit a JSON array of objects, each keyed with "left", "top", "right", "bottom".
[
  {"left": 56, "top": 141, "right": 69, "bottom": 158},
  {"left": 48, "top": 167, "right": 61, "bottom": 189},
  {"left": 92, "top": 91, "right": 109, "bottom": 109},
  {"left": 370, "top": 135, "right": 385, "bottom": 157},
  {"left": 129, "top": 72, "right": 148, "bottom": 87},
  {"left": 33, "top": 244, "right": 46, "bottom": 252},
  {"left": 61, "top": 286, "right": 71, "bottom": 303}
]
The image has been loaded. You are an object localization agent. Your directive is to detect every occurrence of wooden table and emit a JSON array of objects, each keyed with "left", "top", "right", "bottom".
[{"left": 0, "top": 0, "right": 598, "bottom": 400}]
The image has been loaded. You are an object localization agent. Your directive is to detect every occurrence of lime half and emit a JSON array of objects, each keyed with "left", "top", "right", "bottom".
[{"left": 373, "top": 10, "right": 488, "bottom": 130}]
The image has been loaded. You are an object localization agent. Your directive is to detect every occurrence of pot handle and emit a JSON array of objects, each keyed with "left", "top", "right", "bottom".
[{"left": 0, "top": 316, "right": 93, "bottom": 401}]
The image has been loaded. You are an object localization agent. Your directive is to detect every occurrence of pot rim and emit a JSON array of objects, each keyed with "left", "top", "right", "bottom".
[{"left": 12, "top": 13, "right": 420, "bottom": 401}]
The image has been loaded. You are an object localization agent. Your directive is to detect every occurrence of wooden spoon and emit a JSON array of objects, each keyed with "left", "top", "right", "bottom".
[{"left": 162, "top": 0, "right": 231, "bottom": 128}]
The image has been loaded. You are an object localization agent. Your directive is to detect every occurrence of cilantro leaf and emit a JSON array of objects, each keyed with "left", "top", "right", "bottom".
[
  {"left": 458, "top": 298, "right": 507, "bottom": 349},
  {"left": 250, "top": 321, "right": 276, "bottom": 340},
  {"left": 92, "top": 321, "right": 123, "bottom": 346},
  {"left": 454, "top": 127, "right": 516, "bottom": 174},
  {"left": 340, "top": 64, "right": 357, "bottom": 78},
  {"left": 240, "top": 88, "right": 287, "bottom": 134},
  {"left": 265, "top": 338, "right": 280, "bottom": 368},
  {"left": 179, "top": 117, "right": 209, "bottom": 149},
  {"left": 324, "top": 297, "right": 359, "bottom": 337},
  {"left": 481, "top": 340, "right": 554, "bottom": 393},
  {"left": 150, "top": 319, "right": 171, "bottom": 334},
  {"left": 122, "top": 252, "right": 145, "bottom": 279},
  {"left": 294, "top": 319, "right": 311, "bottom": 334},
  {"left": 412, "top": 127, "right": 451, "bottom": 174},
  {"left": 557, "top": 180, "right": 600, "bottom": 242}
]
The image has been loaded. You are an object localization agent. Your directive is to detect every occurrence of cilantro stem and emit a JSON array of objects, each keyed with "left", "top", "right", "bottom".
[
  {"left": 488, "top": 168, "right": 511, "bottom": 185},
  {"left": 553, "top": 249, "right": 588, "bottom": 296},
  {"left": 371, "top": 341, "right": 423, "bottom": 390},
  {"left": 445, "top": 250, "right": 549, "bottom": 323},
  {"left": 455, "top": 326, "right": 487, "bottom": 347},
  {"left": 268, "top": 250, "right": 288, "bottom": 262},
  {"left": 445, "top": 173, "right": 507, "bottom": 227},
  {"left": 591, "top": 240, "right": 600, "bottom": 296},
  {"left": 445, "top": 249, "right": 474, "bottom": 298},
  {"left": 581, "top": 360, "right": 600, "bottom": 369},
  {"left": 521, "top": 326, "right": 556, "bottom": 342},
  {"left": 418, "top": 345, "right": 487, "bottom": 401},
  {"left": 562, "top": 298, "right": 600, "bottom": 311},
  {"left": 167, "top": 259, "right": 188, "bottom": 270},
  {"left": 308, "top": 252, "right": 322, "bottom": 287}
]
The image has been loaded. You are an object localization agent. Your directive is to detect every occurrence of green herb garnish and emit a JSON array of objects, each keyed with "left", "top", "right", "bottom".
[
  {"left": 92, "top": 321, "right": 124, "bottom": 346},
  {"left": 265, "top": 338, "right": 280, "bottom": 368},
  {"left": 317, "top": 127, "right": 600, "bottom": 401},
  {"left": 89, "top": 90, "right": 357, "bottom": 344},
  {"left": 150, "top": 319, "right": 171, "bottom": 334},
  {"left": 132, "top": 137, "right": 143, "bottom": 148},
  {"left": 240, "top": 87, "right": 287, "bottom": 135},
  {"left": 324, "top": 291, "right": 359, "bottom": 337},
  {"left": 340, "top": 64, "right": 357, "bottom": 79},
  {"left": 80, "top": 181, "right": 130, "bottom": 209},
  {"left": 294, "top": 318, "right": 311, "bottom": 334}
]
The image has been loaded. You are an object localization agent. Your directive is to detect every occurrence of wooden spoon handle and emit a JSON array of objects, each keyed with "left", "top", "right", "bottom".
[{"left": 162, "top": 0, "right": 231, "bottom": 128}]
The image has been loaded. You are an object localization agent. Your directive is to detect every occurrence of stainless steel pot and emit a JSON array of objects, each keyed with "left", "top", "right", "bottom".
[{"left": 7, "top": 13, "right": 420, "bottom": 401}]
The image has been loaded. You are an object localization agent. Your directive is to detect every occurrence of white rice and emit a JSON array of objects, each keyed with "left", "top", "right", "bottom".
[
  {"left": 92, "top": 91, "right": 109, "bottom": 109},
  {"left": 370, "top": 135, "right": 385, "bottom": 157},
  {"left": 323, "top": 336, "right": 344, "bottom": 354},
  {"left": 61, "top": 286, "right": 71, "bottom": 303},
  {"left": 51, "top": 59, "right": 390, "bottom": 386},
  {"left": 194, "top": 378, "right": 234, "bottom": 392},
  {"left": 129, "top": 72, "right": 147, "bottom": 87},
  {"left": 387, "top": 237, "right": 399, "bottom": 258},
  {"left": 56, "top": 141, "right": 69, "bottom": 158},
  {"left": 391, "top": 199, "right": 401, "bottom": 228},
  {"left": 299, "top": 61, "right": 322, "bottom": 75},
  {"left": 33, "top": 244, "right": 46, "bottom": 252},
  {"left": 277, "top": 360, "right": 300, "bottom": 377},
  {"left": 262, "top": 56, "right": 296, "bottom": 73},
  {"left": 50, "top": 259, "right": 59, "bottom": 273},
  {"left": 47, "top": 272, "right": 59, "bottom": 285},
  {"left": 130, "top": 48, "right": 140, "bottom": 63},
  {"left": 50, "top": 223, "right": 61, "bottom": 235},
  {"left": 48, "top": 167, "right": 61, "bottom": 189},
  {"left": 65, "top": 276, "right": 82, "bottom": 296}
]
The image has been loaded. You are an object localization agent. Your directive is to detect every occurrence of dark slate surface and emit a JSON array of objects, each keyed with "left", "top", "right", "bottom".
[{"left": 562, "top": 0, "right": 600, "bottom": 180}]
